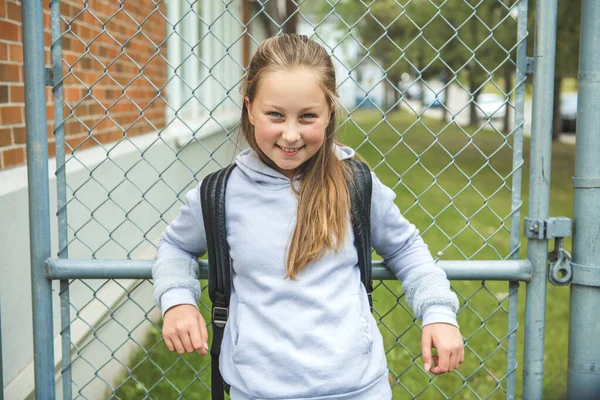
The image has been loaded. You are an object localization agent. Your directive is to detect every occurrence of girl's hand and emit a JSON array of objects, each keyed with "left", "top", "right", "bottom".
[
  {"left": 162, "top": 304, "right": 209, "bottom": 356},
  {"left": 421, "top": 323, "right": 464, "bottom": 374}
]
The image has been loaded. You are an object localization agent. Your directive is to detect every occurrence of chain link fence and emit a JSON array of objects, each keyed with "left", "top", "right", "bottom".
[{"left": 38, "top": 0, "right": 534, "bottom": 398}]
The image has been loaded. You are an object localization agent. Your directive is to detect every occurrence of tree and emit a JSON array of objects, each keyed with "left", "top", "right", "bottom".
[
  {"left": 314, "top": 0, "right": 517, "bottom": 125},
  {"left": 250, "top": 0, "right": 298, "bottom": 36}
]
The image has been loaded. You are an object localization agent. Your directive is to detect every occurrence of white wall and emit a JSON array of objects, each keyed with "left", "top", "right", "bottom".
[{"left": 0, "top": 125, "right": 240, "bottom": 399}]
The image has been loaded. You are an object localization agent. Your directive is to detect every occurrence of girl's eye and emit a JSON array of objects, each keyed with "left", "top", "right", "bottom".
[
  {"left": 302, "top": 113, "right": 316, "bottom": 119},
  {"left": 268, "top": 111, "right": 282, "bottom": 117}
]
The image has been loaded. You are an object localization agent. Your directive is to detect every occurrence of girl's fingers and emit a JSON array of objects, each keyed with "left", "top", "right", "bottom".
[
  {"left": 429, "top": 355, "right": 444, "bottom": 375},
  {"left": 164, "top": 336, "right": 175, "bottom": 352},
  {"left": 171, "top": 336, "right": 186, "bottom": 354},
  {"left": 180, "top": 330, "right": 195, "bottom": 353},
  {"left": 448, "top": 351, "right": 458, "bottom": 372},
  {"left": 198, "top": 314, "right": 209, "bottom": 354},
  {"left": 189, "top": 323, "right": 207, "bottom": 356}
]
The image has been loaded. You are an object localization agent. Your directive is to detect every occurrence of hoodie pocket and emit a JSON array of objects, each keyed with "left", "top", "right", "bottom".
[
  {"left": 352, "top": 292, "right": 374, "bottom": 355},
  {"left": 229, "top": 295, "right": 376, "bottom": 398},
  {"left": 233, "top": 302, "right": 245, "bottom": 347}
]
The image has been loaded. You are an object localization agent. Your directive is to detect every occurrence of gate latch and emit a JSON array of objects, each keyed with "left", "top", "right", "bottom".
[{"left": 524, "top": 217, "right": 573, "bottom": 286}]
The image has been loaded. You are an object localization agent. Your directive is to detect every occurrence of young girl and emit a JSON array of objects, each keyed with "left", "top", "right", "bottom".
[{"left": 153, "top": 34, "right": 463, "bottom": 399}]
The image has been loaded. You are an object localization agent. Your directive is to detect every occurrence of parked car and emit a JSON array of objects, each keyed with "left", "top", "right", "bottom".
[
  {"left": 560, "top": 93, "right": 577, "bottom": 133},
  {"left": 475, "top": 93, "right": 506, "bottom": 120},
  {"left": 405, "top": 83, "right": 423, "bottom": 100},
  {"left": 423, "top": 87, "right": 445, "bottom": 108}
]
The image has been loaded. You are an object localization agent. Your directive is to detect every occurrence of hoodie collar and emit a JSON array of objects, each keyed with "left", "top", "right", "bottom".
[{"left": 235, "top": 144, "right": 355, "bottom": 187}]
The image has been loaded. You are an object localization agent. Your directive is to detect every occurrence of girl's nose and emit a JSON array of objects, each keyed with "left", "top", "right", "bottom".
[{"left": 281, "top": 124, "right": 301, "bottom": 143}]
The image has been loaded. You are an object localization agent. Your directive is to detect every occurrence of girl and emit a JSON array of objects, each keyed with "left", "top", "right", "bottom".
[{"left": 153, "top": 34, "right": 464, "bottom": 399}]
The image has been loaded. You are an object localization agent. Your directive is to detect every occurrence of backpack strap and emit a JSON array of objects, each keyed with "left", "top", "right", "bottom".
[
  {"left": 200, "top": 164, "right": 237, "bottom": 400},
  {"left": 345, "top": 159, "right": 374, "bottom": 312}
]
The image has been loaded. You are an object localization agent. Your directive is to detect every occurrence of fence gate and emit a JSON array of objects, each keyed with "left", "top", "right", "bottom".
[{"left": 14, "top": 0, "right": 600, "bottom": 398}]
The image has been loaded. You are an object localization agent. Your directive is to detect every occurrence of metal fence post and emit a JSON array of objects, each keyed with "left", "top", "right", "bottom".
[
  {"left": 566, "top": 0, "right": 600, "bottom": 397},
  {"left": 0, "top": 298, "right": 3, "bottom": 400},
  {"left": 506, "top": 1, "right": 531, "bottom": 397},
  {"left": 21, "top": 0, "right": 56, "bottom": 398},
  {"left": 49, "top": 0, "right": 73, "bottom": 397},
  {"left": 522, "top": 0, "right": 558, "bottom": 398}
]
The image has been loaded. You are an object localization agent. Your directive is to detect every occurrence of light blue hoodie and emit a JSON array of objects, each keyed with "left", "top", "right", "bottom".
[{"left": 153, "top": 145, "right": 459, "bottom": 400}]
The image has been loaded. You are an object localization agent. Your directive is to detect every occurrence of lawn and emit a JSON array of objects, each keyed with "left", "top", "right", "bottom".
[{"left": 112, "top": 110, "right": 573, "bottom": 399}]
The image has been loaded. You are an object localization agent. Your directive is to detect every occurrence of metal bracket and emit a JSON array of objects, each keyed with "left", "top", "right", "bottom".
[
  {"left": 571, "top": 262, "right": 600, "bottom": 287},
  {"left": 573, "top": 177, "right": 600, "bottom": 188},
  {"left": 524, "top": 217, "right": 573, "bottom": 285},
  {"left": 526, "top": 57, "right": 536, "bottom": 75},
  {"left": 45, "top": 67, "right": 54, "bottom": 87},
  {"left": 548, "top": 238, "right": 572, "bottom": 286},
  {"left": 524, "top": 217, "right": 572, "bottom": 240}
]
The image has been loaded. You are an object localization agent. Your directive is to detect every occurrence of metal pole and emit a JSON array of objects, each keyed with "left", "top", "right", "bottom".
[
  {"left": 167, "top": 0, "right": 183, "bottom": 124},
  {"left": 506, "top": 1, "right": 529, "bottom": 397},
  {"left": 522, "top": 0, "right": 558, "bottom": 398},
  {"left": 49, "top": 0, "right": 72, "bottom": 398},
  {"left": 0, "top": 297, "right": 4, "bottom": 400},
  {"left": 45, "top": 259, "right": 533, "bottom": 281},
  {"left": 21, "top": 0, "right": 56, "bottom": 397},
  {"left": 566, "top": 0, "right": 600, "bottom": 397}
]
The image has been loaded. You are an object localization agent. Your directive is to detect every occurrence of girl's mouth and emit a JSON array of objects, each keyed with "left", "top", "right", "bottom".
[{"left": 276, "top": 145, "right": 304, "bottom": 155}]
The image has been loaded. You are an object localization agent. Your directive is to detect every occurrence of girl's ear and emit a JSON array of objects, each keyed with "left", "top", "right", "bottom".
[{"left": 245, "top": 96, "right": 255, "bottom": 125}]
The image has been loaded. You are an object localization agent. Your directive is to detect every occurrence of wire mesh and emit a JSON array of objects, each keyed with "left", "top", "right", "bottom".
[{"left": 50, "top": 0, "right": 527, "bottom": 398}]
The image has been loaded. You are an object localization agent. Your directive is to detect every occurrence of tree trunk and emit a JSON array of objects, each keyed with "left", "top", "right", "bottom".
[
  {"left": 442, "top": 83, "right": 450, "bottom": 122},
  {"left": 469, "top": 78, "right": 481, "bottom": 126},
  {"left": 417, "top": 52, "right": 425, "bottom": 109},
  {"left": 503, "top": 67, "right": 512, "bottom": 134},
  {"left": 552, "top": 76, "right": 562, "bottom": 141},
  {"left": 282, "top": 0, "right": 298, "bottom": 34},
  {"left": 393, "top": 80, "right": 401, "bottom": 111}
]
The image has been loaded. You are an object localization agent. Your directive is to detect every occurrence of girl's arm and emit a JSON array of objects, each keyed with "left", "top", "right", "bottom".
[
  {"left": 153, "top": 183, "right": 208, "bottom": 317},
  {"left": 369, "top": 173, "right": 459, "bottom": 327}
]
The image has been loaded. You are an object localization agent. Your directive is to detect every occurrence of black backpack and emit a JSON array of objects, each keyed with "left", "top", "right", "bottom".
[{"left": 200, "top": 159, "right": 373, "bottom": 400}]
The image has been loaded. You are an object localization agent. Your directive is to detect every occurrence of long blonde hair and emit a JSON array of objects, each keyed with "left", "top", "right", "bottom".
[{"left": 240, "top": 34, "right": 353, "bottom": 280}]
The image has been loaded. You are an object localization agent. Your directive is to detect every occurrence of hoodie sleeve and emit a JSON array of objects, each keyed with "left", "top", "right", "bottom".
[
  {"left": 152, "top": 182, "right": 207, "bottom": 317},
  {"left": 369, "top": 173, "right": 459, "bottom": 327}
]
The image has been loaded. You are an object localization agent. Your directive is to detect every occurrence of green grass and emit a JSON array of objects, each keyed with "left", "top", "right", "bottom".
[{"left": 113, "top": 110, "right": 573, "bottom": 399}]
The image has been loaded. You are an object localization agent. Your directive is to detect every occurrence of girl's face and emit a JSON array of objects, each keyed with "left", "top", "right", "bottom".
[{"left": 245, "top": 68, "right": 332, "bottom": 179}]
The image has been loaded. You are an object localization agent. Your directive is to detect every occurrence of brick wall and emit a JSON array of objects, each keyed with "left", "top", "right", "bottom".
[{"left": 0, "top": 0, "right": 167, "bottom": 170}]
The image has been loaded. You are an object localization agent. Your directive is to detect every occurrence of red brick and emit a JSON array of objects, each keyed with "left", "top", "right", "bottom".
[
  {"left": 0, "top": 85, "right": 7, "bottom": 103},
  {"left": 0, "top": 43, "right": 7, "bottom": 61},
  {"left": 0, "top": 106, "right": 22, "bottom": 125},
  {"left": 0, "top": 63, "right": 20, "bottom": 82},
  {"left": 0, "top": 0, "right": 6, "bottom": 18},
  {"left": 44, "top": 31, "right": 52, "bottom": 48},
  {"left": 13, "top": 126, "right": 25, "bottom": 144},
  {"left": 0, "top": 127, "right": 11, "bottom": 146},
  {"left": 10, "top": 85, "right": 24, "bottom": 102},
  {"left": 0, "top": 20, "right": 19, "bottom": 42},
  {"left": 2, "top": 146, "right": 25, "bottom": 168},
  {"left": 47, "top": 140, "right": 56, "bottom": 158},
  {"left": 7, "top": 0, "right": 20, "bottom": 21},
  {"left": 8, "top": 44, "right": 22, "bottom": 63}
]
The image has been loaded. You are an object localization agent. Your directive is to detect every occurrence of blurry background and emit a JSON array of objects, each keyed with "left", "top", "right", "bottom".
[{"left": 0, "top": 0, "right": 581, "bottom": 398}]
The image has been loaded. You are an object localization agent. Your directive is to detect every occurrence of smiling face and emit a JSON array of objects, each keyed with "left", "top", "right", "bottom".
[{"left": 245, "top": 68, "right": 332, "bottom": 178}]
